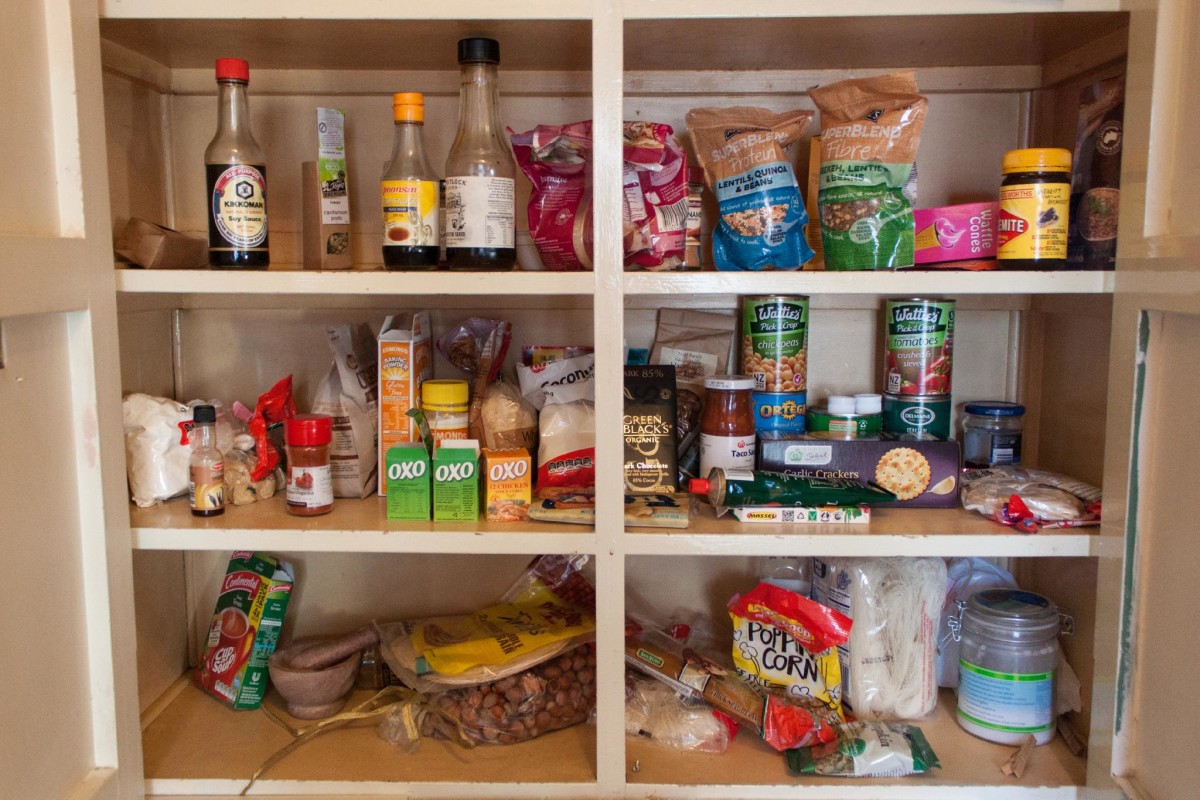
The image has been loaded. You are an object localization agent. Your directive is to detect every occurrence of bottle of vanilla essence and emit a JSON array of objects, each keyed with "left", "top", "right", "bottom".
[
  {"left": 444, "top": 38, "right": 516, "bottom": 270},
  {"left": 205, "top": 58, "right": 269, "bottom": 268}
]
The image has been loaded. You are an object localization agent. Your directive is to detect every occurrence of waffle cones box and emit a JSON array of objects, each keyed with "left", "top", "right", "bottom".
[
  {"left": 757, "top": 432, "right": 961, "bottom": 508},
  {"left": 195, "top": 551, "right": 294, "bottom": 709},
  {"left": 378, "top": 312, "right": 432, "bottom": 495}
]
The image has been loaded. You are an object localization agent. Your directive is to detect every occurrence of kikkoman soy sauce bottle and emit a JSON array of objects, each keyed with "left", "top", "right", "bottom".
[
  {"left": 205, "top": 58, "right": 269, "bottom": 268},
  {"left": 444, "top": 38, "right": 516, "bottom": 270}
]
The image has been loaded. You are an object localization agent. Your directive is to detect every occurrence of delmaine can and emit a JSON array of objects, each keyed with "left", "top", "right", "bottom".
[
  {"left": 742, "top": 296, "right": 810, "bottom": 393},
  {"left": 883, "top": 393, "right": 952, "bottom": 440},
  {"left": 884, "top": 298, "right": 954, "bottom": 395}
]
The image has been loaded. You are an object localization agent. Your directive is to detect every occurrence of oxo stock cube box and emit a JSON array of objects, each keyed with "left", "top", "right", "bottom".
[
  {"left": 433, "top": 440, "right": 480, "bottom": 522},
  {"left": 195, "top": 551, "right": 294, "bottom": 709},
  {"left": 756, "top": 433, "right": 962, "bottom": 508}
]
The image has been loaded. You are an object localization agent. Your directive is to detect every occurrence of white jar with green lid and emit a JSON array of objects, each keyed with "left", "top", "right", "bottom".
[{"left": 956, "top": 589, "right": 1059, "bottom": 746}]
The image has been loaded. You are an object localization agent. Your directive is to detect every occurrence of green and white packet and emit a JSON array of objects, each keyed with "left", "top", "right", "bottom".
[{"left": 786, "top": 721, "right": 940, "bottom": 777}]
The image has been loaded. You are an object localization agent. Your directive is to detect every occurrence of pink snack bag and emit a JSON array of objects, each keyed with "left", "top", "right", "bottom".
[{"left": 510, "top": 120, "right": 687, "bottom": 271}]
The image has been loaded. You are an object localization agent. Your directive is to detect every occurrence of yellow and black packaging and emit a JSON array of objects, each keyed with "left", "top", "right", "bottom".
[{"left": 998, "top": 148, "right": 1071, "bottom": 268}]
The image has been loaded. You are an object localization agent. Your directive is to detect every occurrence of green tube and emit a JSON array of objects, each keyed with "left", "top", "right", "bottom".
[{"left": 690, "top": 468, "right": 895, "bottom": 507}]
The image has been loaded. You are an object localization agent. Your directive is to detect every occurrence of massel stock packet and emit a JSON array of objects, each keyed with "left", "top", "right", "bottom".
[{"left": 196, "top": 551, "right": 294, "bottom": 709}]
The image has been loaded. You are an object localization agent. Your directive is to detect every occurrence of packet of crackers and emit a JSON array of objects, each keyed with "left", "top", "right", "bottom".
[
  {"left": 728, "top": 581, "right": 852, "bottom": 721},
  {"left": 625, "top": 626, "right": 842, "bottom": 751}
]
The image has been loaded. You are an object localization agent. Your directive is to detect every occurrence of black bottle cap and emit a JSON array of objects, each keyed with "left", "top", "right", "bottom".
[
  {"left": 458, "top": 37, "right": 500, "bottom": 65},
  {"left": 193, "top": 405, "right": 216, "bottom": 424}
]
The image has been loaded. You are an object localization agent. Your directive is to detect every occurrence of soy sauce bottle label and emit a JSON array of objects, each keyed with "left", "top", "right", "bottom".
[
  {"left": 207, "top": 164, "right": 269, "bottom": 251},
  {"left": 382, "top": 179, "right": 439, "bottom": 247},
  {"left": 444, "top": 176, "right": 514, "bottom": 248}
]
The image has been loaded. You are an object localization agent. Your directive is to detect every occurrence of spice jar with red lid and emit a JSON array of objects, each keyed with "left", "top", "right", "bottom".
[{"left": 285, "top": 414, "right": 334, "bottom": 516}]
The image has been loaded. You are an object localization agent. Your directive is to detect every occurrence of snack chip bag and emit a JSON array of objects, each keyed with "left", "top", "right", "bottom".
[
  {"left": 686, "top": 106, "right": 815, "bottom": 271},
  {"left": 786, "top": 721, "right": 940, "bottom": 778},
  {"left": 728, "top": 581, "right": 852, "bottom": 720}
]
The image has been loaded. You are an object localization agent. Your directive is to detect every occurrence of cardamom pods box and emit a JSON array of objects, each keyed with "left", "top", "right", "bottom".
[
  {"left": 195, "top": 551, "right": 294, "bottom": 709},
  {"left": 433, "top": 440, "right": 480, "bottom": 522},
  {"left": 386, "top": 444, "right": 431, "bottom": 520}
]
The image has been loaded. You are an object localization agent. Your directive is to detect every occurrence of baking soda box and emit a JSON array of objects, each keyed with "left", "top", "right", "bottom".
[
  {"left": 433, "top": 439, "right": 480, "bottom": 522},
  {"left": 483, "top": 448, "right": 532, "bottom": 521},
  {"left": 378, "top": 312, "right": 431, "bottom": 495},
  {"left": 386, "top": 444, "right": 431, "bottom": 520},
  {"left": 195, "top": 551, "right": 294, "bottom": 710}
]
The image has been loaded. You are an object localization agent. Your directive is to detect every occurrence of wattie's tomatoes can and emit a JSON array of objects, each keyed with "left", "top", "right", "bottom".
[{"left": 883, "top": 298, "right": 955, "bottom": 396}]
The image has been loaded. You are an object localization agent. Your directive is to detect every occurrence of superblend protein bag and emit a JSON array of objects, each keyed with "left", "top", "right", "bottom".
[
  {"left": 809, "top": 71, "right": 928, "bottom": 270},
  {"left": 686, "top": 107, "right": 815, "bottom": 271}
]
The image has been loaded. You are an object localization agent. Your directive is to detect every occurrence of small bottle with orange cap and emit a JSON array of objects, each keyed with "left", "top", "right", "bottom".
[{"left": 381, "top": 92, "right": 440, "bottom": 269}]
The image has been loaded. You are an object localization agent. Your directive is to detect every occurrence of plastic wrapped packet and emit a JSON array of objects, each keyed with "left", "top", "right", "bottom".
[
  {"left": 786, "top": 721, "right": 940, "bottom": 777},
  {"left": 123, "top": 394, "right": 192, "bottom": 507},
  {"left": 961, "top": 466, "right": 1102, "bottom": 532},
  {"left": 626, "top": 673, "right": 731, "bottom": 754}
]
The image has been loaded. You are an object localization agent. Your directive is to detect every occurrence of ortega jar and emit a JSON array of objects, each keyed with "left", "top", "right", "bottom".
[{"left": 884, "top": 298, "right": 955, "bottom": 395}]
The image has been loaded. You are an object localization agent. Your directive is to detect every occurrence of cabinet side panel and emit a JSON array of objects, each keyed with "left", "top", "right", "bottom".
[
  {"left": 1122, "top": 310, "right": 1200, "bottom": 797},
  {"left": 104, "top": 71, "right": 170, "bottom": 237},
  {"left": 0, "top": 314, "right": 95, "bottom": 795},
  {"left": 133, "top": 551, "right": 188, "bottom": 711}
]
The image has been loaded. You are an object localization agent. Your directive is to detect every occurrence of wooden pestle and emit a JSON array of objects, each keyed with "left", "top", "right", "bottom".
[{"left": 285, "top": 626, "right": 379, "bottom": 671}]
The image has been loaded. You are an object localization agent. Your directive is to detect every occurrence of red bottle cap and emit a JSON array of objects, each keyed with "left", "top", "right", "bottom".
[
  {"left": 215, "top": 58, "right": 250, "bottom": 82},
  {"left": 688, "top": 478, "right": 710, "bottom": 495},
  {"left": 285, "top": 414, "right": 332, "bottom": 446}
]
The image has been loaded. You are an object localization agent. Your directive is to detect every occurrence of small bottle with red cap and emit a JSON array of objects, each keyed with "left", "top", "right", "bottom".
[
  {"left": 206, "top": 57, "right": 270, "bottom": 269},
  {"left": 284, "top": 414, "right": 334, "bottom": 516}
]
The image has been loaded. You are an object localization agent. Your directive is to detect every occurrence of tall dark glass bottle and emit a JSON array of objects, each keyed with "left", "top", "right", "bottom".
[
  {"left": 205, "top": 58, "right": 269, "bottom": 268},
  {"left": 444, "top": 38, "right": 516, "bottom": 270}
]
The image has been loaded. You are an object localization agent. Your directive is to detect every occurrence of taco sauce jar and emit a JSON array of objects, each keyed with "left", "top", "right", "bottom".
[
  {"left": 699, "top": 375, "right": 756, "bottom": 477},
  {"left": 285, "top": 414, "right": 334, "bottom": 516},
  {"left": 997, "top": 148, "right": 1071, "bottom": 270}
]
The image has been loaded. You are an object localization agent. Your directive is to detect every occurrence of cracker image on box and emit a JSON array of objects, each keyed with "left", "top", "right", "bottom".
[{"left": 874, "top": 447, "right": 932, "bottom": 501}]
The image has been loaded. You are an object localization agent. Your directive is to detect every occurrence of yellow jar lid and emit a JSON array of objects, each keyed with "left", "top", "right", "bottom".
[
  {"left": 1001, "top": 148, "right": 1071, "bottom": 174},
  {"left": 422, "top": 379, "right": 469, "bottom": 410},
  {"left": 392, "top": 92, "right": 425, "bottom": 123}
]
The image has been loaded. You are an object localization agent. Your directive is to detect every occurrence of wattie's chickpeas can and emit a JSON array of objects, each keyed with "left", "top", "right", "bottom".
[{"left": 741, "top": 296, "right": 810, "bottom": 394}]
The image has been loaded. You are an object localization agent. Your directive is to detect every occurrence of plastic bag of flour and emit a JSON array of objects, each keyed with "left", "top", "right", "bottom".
[
  {"left": 123, "top": 394, "right": 192, "bottom": 507},
  {"left": 538, "top": 380, "right": 595, "bottom": 489},
  {"left": 312, "top": 323, "right": 378, "bottom": 498}
]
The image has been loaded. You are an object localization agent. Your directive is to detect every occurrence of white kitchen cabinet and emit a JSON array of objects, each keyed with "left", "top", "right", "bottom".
[{"left": 4, "top": 0, "right": 1199, "bottom": 797}]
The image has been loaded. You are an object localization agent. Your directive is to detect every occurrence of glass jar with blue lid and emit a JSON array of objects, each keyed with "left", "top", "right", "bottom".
[{"left": 962, "top": 401, "right": 1025, "bottom": 468}]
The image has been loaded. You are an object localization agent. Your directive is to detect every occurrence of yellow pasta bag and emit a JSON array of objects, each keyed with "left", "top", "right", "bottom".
[{"left": 728, "top": 581, "right": 852, "bottom": 720}]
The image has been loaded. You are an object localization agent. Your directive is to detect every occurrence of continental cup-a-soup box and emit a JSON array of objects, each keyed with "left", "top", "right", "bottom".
[
  {"left": 196, "top": 551, "right": 294, "bottom": 709},
  {"left": 757, "top": 433, "right": 961, "bottom": 508}
]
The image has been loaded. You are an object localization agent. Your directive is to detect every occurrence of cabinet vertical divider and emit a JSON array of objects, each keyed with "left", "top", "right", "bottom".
[{"left": 591, "top": 0, "right": 629, "bottom": 792}]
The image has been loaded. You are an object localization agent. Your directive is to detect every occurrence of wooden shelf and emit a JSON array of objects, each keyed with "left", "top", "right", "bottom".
[
  {"left": 626, "top": 689, "right": 1085, "bottom": 798},
  {"left": 142, "top": 683, "right": 597, "bottom": 796},
  {"left": 115, "top": 267, "right": 596, "bottom": 297},
  {"left": 141, "top": 683, "right": 1083, "bottom": 798},
  {"left": 129, "top": 496, "right": 595, "bottom": 554},
  {"left": 625, "top": 504, "right": 1098, "bottom": 557},
  {"left": 624, "top": 270, "right": 1115, "bottom": 297}
]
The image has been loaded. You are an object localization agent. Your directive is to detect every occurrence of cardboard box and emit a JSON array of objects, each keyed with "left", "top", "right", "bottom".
[
  {"left": 757, "top": 432, "right": 962, "bottom": 508},
  {"left": 386, "top": 445, "right": 431, "bottom": 520},
  {"left": 378, "top": 312, "right": 432, "bottom": 495},
  {"left": 114, "top": 217, "right": 207, "bottom": 269},
  {"left": 302, "top": 108, "right": 352, "bottom": 270},
  {"left": 730, "top": 505, "right": 871, "bottom": 524},
  {"left": 913, "top": 201, "right": 998, "bottom": 264},
  {"left": 433, "top": 440, "right": 480, "bottom": 522},
  {"left": 195, "top": 551, "right": 294, "bottom": 709},
  {"left": 623, "top": 365, "right": 677, "bottom": 494},
  {"left": 483, "top": 448, "right": 532, "bottom": 521}
]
